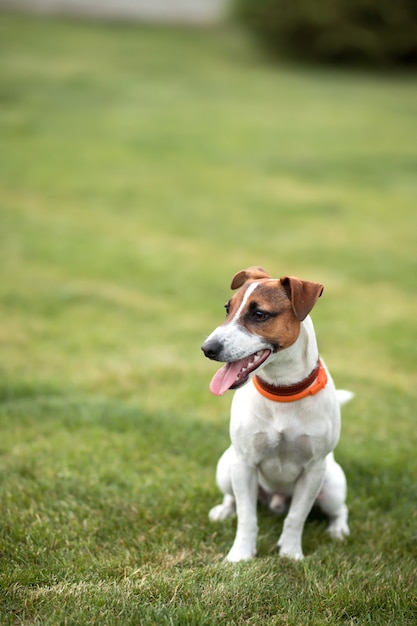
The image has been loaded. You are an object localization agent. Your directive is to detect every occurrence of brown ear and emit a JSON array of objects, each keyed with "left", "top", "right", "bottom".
[
  {"left": 231, "top": 266, "right": 271, "bottom": 290},
  {"left": 280, "top": 276, "right": 324, "bottom": 321}
]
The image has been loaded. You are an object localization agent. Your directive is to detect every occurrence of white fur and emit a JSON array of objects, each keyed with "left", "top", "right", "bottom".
[{"left": 207, "top": 306, "right": 351, "bottom": 562}]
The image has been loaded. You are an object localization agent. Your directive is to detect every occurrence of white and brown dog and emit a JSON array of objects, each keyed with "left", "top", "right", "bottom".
[{"left": 202, "top": 266, "right": 352, "bottom": 562}]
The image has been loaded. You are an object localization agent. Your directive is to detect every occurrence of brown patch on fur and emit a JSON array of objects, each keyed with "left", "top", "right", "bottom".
[
  {"left": 226, "top": 280, "right": 301, "bottom": 351},
  {"left": 243, "top": 281, "right": 301, "bottom": 350},
  {"left": 280, "top": 276, "right": 324, "bottom": 321},
  {"left": 231, "top": 267, "right": 271, "bottom": 289}
]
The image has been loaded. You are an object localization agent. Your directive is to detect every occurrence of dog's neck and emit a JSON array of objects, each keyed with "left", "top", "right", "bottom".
[{"left": 258, "top": 316, "right": 319, "bottom": 387}]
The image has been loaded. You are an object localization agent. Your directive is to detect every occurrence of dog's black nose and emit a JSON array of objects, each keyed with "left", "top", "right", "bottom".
[{"left": 201, "top": 339, "right": 223, "bottom": 361}]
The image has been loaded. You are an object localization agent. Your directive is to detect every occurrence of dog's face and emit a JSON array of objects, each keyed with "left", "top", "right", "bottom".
[{"left": 202, "top": 267, "right": 323, "bottom": 395}]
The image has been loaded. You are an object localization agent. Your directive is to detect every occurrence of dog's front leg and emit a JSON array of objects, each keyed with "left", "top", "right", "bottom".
[
  {"left": 225, "top": 462, "right": 258, "bottom": 562},
  {"left": 278, "top": 460, "right": 326, "bottom": 560}
]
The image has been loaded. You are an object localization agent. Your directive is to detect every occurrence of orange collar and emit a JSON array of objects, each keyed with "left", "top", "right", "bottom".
[{"left": 253, "top": 359, "right": 328, "bottom": 402}]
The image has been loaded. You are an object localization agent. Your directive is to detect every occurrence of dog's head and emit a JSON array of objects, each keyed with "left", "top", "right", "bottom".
[{"left": 201, "top": 267, "right": 323, "bottom": 395}]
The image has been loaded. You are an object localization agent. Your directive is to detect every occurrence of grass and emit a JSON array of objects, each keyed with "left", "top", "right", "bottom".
[{"left": 0, "top": 12, "right": 416, "bottom": 625}]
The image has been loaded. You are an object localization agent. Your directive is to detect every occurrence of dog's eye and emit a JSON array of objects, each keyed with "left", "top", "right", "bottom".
[
  {"left": 224, "top": 302, "right": 230, "bottom": 316},
  {"left": 253, "top": 310, "right": 270, "bottom": 322}
]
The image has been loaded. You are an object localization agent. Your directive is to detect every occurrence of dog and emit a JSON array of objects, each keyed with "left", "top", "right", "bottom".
[{"left": 201, "top": 266, "right": 352, "bottom": 562}]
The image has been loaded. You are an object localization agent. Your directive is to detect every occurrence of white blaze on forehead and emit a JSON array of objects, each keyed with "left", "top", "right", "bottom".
[
  {"left": 229, "top": 281, "right": 259, "bottom": 325},
  {"left": 204, "top": 280, "right": 268, "bottom": 363},
  {"left": 204, "top": 281, "right": 262, "bottom": 350}
]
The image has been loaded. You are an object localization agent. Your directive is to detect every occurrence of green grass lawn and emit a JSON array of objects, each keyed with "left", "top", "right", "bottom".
[{"left": 0, "top": 13, "right": 416, "bottom": 625}]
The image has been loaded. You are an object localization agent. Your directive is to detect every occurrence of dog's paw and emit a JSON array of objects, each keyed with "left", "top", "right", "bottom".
[
  {"left": 277, "top": 536, "right": 304, "bottom": 561},
  {"left": 209, "top": 503, "right": 235, "bottom": 522},
  {"left": 327, "top": 519, "right": 350, "bottom": 540},
  {"left": 225, "top": 545, "right": 256, "bottom": 562},
  {"left": 278, "top": 546, "right": 304, "bottom": 561}
]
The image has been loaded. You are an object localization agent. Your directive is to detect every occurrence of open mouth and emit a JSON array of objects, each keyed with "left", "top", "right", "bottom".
[{"left": 209, "top": 349, "right": 271, "bottom": 396}]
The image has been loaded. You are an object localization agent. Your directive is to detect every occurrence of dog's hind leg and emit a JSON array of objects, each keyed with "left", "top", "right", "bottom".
[
  {"left": 317, "top": 453, "right": 350, "bottom": 540},
  {"left": 209, "top": 446, "right": 236, "bottom": 522}
]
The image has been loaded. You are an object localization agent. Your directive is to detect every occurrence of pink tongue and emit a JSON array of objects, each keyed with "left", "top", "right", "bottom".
[{"left": 210, "top": 360, "right": 244, "bottom": 396}]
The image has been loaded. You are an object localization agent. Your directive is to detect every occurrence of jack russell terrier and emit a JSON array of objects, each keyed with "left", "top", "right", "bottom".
[{"left": 202, "top": 266, "right": 352, "bottom": 562}]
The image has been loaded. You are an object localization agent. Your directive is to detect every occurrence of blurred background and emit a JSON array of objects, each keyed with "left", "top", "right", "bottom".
[{"left": 1, "top": 0, "right": 416, "bottom": 408}]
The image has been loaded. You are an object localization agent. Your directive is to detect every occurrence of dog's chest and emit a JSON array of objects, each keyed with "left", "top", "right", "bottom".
[
  {"left": 231, "top": 408, "right": 316, "bottom": 467},
  {"left": 249, "top": 425, "right": 315, "bottom": 488},
  {"left": 230, "top": 383, "right": 335, "bottom": 476},
  {"left": 252, "top": 427, "right": 313, "bottom": 464}
]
